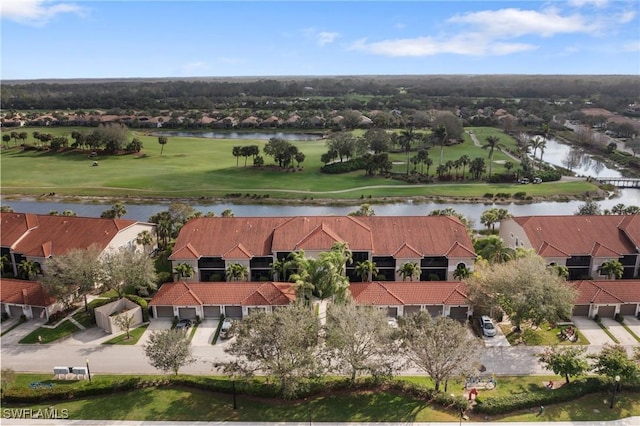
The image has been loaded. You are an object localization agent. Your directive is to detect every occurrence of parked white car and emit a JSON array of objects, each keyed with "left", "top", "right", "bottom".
[
  {"left": 219, "top": 318, "right": 235, "bottom": 339},
  {"left": 479, "top": 316, "right": 497, "bottom": 337}
]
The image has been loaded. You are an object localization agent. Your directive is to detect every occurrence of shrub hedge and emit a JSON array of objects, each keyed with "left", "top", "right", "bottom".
[{"left": 125, "top": 294, "right": 149, "bottom": 322}]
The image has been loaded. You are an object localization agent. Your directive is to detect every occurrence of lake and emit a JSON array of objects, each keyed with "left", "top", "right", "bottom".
[
  {"left": 540, "top": 138, "right": 622, "bottom": 178},
  {"left": 4, "top": 188, "right": 639, "bottom": 225},
  {"left": 156, "top": 131, "right": 324, "bottom": 141}
]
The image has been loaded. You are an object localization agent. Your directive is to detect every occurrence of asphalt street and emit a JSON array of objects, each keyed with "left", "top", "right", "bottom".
[{"left": 1, "top": 318, "right": 638, "bottom": 377}]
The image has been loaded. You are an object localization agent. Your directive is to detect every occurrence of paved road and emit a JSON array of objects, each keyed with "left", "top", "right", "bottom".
[{"left": 2, "top": 319, "right": 636, "bottom": 377}]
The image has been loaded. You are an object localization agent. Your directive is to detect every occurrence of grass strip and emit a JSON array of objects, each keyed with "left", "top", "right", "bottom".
[
  {"left": 102, "top": 324, "right": 149, "bottom": 345},
  {"left": 19, "top": 320, "right": 80, "bottom": 344},
  {"left": 621, "top": 323, "right": 640, "bottom": 343},
  {"left": 188, "top": 323, "right": 199, "bottom": 341},
  {"left": 0, "top": 319, "right": 26, "bottom": 337},
  {"left": 596, "top": 321, "right": 620, "bottom": 344}
]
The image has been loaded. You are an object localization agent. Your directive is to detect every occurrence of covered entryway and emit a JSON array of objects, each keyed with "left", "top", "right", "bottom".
[
  {"left": 572, "top": 305, "right": 590, "bottom": 317},
  {"left": 178, "top": 307, "right": 197, "bottom": 319},
  {"left": 597, "top": 305, "right": 616, "bottom": 318},
  {"left": 387, "top": 307, "right": 398, "bottom": 318},
  {"left": 425, "top": 306, "right": 442, "bottom": 317},
  {"left": 31, "top": 306, "right": 46, "bottom": 320},
  {"left": 225, "top": 305, "right": 242, "bottom": 319},
  {"left": 9, "top": 305, "right": 23, "bottom": 317},
  {"left": 620, "top": 304, "right": 637, "bottom": 316},
  {"left": 404, "top": 305, "right": 421, "bottom": 316},
  {"left": 449, "top": 306, "right": 468, "bottom": 321},
  {"left": 203, "top": 306, "right": 221, "bottom": 318},
  {"left": 155, "top": 306, "right": 174, "bottom": 318}
]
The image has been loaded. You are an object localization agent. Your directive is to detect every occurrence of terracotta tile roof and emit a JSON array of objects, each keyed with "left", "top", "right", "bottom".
[
  {"left": 350, "top": 281, "right": 469, "bottom": 306},
  {"left": 224, "top": 243, "right": 252, "bottom": 259},
  {"left": 0, "top": 278, "right": 56, "bottom": 307},
  {"left": 170, "top": 217, "right": 287, "bottom": 260},
  {"left": 1, "top": 212, "right": 38, "bottom": 247},
  {"left": 272, "top": 217, "right": 373, "bottom": 252},
  {"left": 393, "top": 243, "right": 422, "bottom": 258},
  {"left": 512, "top": 215, "right": 638, "bottom": 257},
  {"left": 150, "top": 281, "right": 296, "bottom": 306},
  {"left": 170, "top": 216, "right": 475, "bottom": 261},
  {"left": 3, "top": 214, "right": 138, "bottom": 257},
  {"left": 619, "top": 215, "right": 640, "bottom": 248},
  {"left": 573, "top": 280, "right": 640, "bottom": 304},
  {"left": 358, "top": 216, "right": 474, "bottom": 257},
  {"left": 171, "top": 243, "right": 201, "bottom": 260}
]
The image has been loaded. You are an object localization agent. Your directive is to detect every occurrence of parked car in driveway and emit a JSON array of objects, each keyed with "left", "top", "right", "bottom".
[
  {"left": 479, "top": 316, "right": 497, "bottom": 337},
  {"left": 175, "top": 319, "right": 192, "bottom": 330},
  {"left": 219, "top": 318, "right": 235, "bottom": 339}
]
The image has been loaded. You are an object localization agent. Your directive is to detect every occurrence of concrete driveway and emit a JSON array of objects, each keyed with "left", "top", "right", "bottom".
[
  {"left": 135, "top": 319, "right": 172, "bottom": 346},
  {"left": 0, "top": 318, "right": 46, "bottom": 345},
  {"left": 571, "top": 316, "right": 615, "bottom": 345},
  {"left": 600, "top": 317, "right": 639, "bottom": 345},
  {"left": 624, "top": 315, "right": 640, "bottom": 337},
  {"left": 483, "top": 322, "right": 511, "bottom": 347},
  {"left": 191, "top": 319, "right": 219, "bottom": 346}
]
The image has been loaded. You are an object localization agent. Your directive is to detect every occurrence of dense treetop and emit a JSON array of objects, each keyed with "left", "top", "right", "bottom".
[{"left": 2, "top": 75, "right": 638, "bottom": 111}]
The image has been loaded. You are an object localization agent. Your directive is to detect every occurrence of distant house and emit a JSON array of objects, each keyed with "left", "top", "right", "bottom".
[
  {"left": 0, "top": 212, "right": 156, "bottom": 277},
  {"left": 350, "top": 280, "right": 471, "bottom": 320},
  {"left": 0, "top": 278, "right": 61, "bottom": 320},
  {"left": 169, "top": 216, "right": 476, "bottom": 283},
  {"left": 499, "top": 215, "right": 640, "bottom": 280},
  {"left": 149, "top": 281, "right": 296, "bottom": 320},
  {"left": 572, "top": 279, "right": 640, "bottom": 318}
]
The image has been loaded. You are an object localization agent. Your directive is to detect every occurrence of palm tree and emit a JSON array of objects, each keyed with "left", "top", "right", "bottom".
[
  {"left": 226, "top": 263, "right": 249, "bottom": 282},
  {"left": 158, "top": 135, "right": 168, "bottom": 155},
  {"left": 481, "top": 136, "right": 505, "bottom": 177},
  {"left": 355, "top": 260, "right": 378, "bottom": 282},
  {"left": 458, "top": 155, "right": 470, "bottom": 179},
  {"left": 18, "top": 260, "right": 41, "bottom": 280},
  {"left": 0, "top": 254, "right": 8, "bottom": 275},
  {"left": 537, "top": 138, "right": 547, "bottom": 169},
  {"left": 430, "top": 125, "right": 448, "bottom": 166},
  {"left": 398, "top": 262, "right": 420, "bottom": 281},
  {"left": 453, "top": 263, "right": 471, "bottom": 279},
  {"left": 232, "top": 146, "right": 242, "bottom": 167},
  {"left": 529, "top": 136, "right": 543, "bottom": 163},
  {"left": 598, "top": 259, "right": 624, "bottom": 280},
  {"left": 174, "top": 263, "right": 195, "bottom": 281},
  {"left": 416, "top": 149, "right": 430, "bottom": 174},
  {"left": 400, "top": 128, "right": 416, "bottom": 175},
  {"left": 136, "top": 230, "right": 154, "bottom": 254}
]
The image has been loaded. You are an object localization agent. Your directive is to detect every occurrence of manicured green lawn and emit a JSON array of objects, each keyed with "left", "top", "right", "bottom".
[
  {"left": 4, "top": 374, "right": 638, "bottom": 422},
  {"left": 19, "top": 320, "right": 80, "bottom": 344},
  {"left": 500, "top": 321, "right": 590, "bottom": 346},
  {"left": 0, "top": 127, "right": 599, "bottom": 200},
  {"left": 72, "top": 309, "right": 96, "bottom": 329},
  {"left": 102, "top": 324, "right": 149, "bottom": 345}
]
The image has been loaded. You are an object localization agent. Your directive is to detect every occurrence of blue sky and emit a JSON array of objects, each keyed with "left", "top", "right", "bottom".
[{"left": 1, "top": 0, "right": 639, "bottom": 79}]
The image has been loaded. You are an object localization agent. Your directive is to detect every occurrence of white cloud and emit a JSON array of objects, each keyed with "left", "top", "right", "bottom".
[
  {"left": 1, "top": 0, "right": 84, "bottom": 25},
  {"left": 447, "top": 8, "right": 594, "bottom": 38},
  {"left": 567, "top": 0, "right": 609, "bottom": 8},
  {"left": 617, "top": 9, "right": 637, "bottom": 24},
  {"left": 317, "top": 31, "right": 340, "bottom": 46},
  {"left": 620, "top": 40, "right": 640, "bottom": 52},
  {"left": 350, "top": 7, "right": 601, "bottom": 58},
  {"left": 302, "top": 28, "right": 340, "bottom": 46},
  {"left": 351, "top": 34, "right": 536, "bottom": 57}
]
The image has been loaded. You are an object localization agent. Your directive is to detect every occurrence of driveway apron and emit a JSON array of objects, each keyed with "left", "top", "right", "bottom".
[
  {"left": 599, "top": 317, "right": 638, "bottom": 345},
  {"left": 571, "top": 316, "right": 614, "bottom": 345}
]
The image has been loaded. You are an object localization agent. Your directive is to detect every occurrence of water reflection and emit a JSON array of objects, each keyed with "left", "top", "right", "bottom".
[
  {"left": 156, "top": 131, "right": 324, "bottom": 141},
  {"left": 543, "top": 139, "right": 621, "bottom": 178},
  {"left": 4, "top": 189, "right": 639, "bottom": 224}
]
